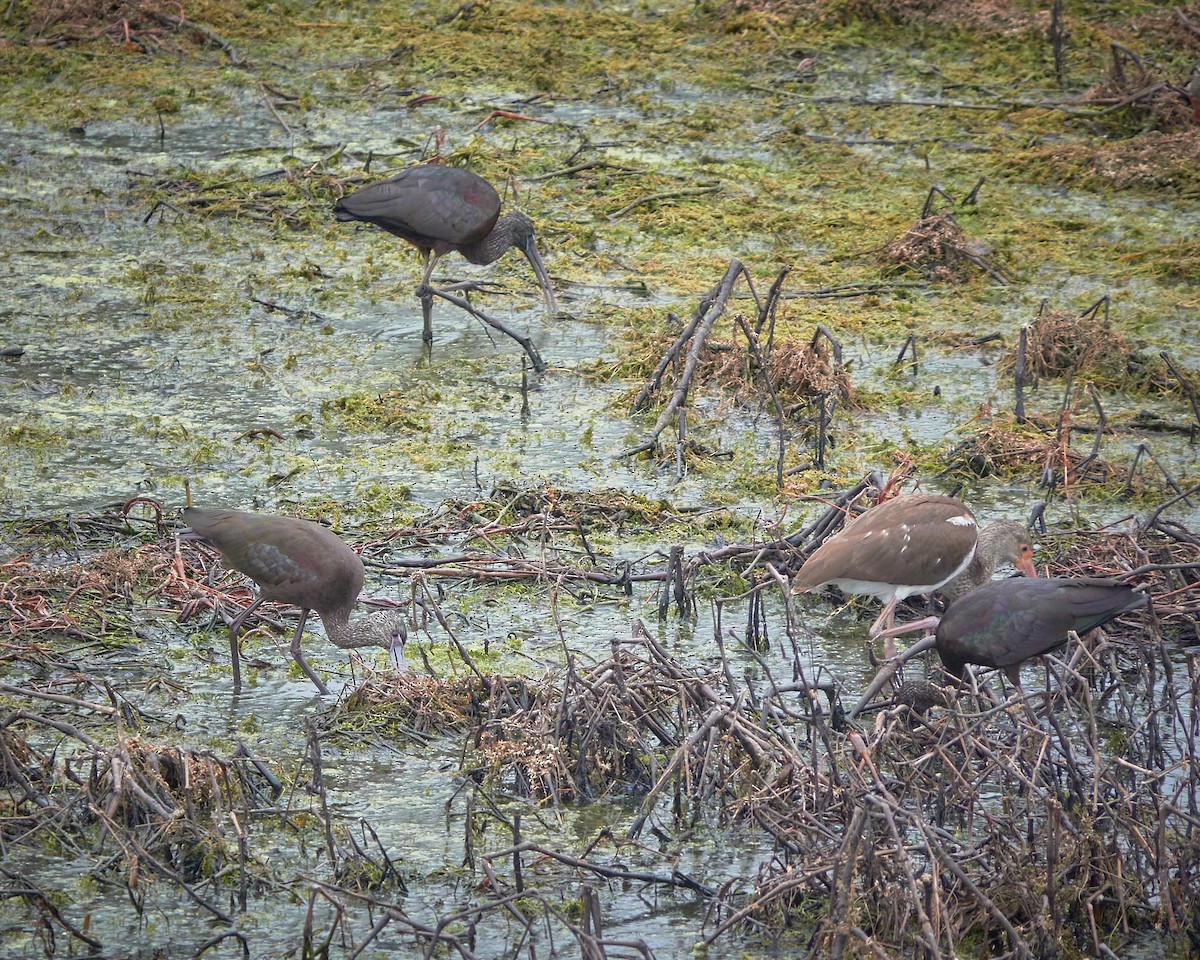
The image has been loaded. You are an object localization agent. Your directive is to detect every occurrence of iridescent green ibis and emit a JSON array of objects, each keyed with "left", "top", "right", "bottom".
[
  {"left": 935, "top": 576, "right": 1148, "bottom": 687},
  {"left": 849, "top": 576, "right": 1148, "bottom": 719},
  {"left": 334, "top": 164, "right": 557, "bottom": 343},
  {"left": 183, "top": 507, "right": 406, "bottom": 695},
  {"left": 791, "top": 493, "right": 1037, "bottom": 644}
]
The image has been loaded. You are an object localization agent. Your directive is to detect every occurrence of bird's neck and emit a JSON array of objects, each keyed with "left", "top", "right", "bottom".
[
  {"left": 459, "top": 214, "right": 519, "bottom": 266},
  {"left": 319, "top": 608, "right": 399, "bottom": 651},
  {"left": 319, "top": 612, "right": 374, "bottom": 648},
  {"left": 945, "top": 531, "right": 1007, "bottom": 600},
  {"left": 973, "top": 526, "right": 1011, "bottom": 577}
]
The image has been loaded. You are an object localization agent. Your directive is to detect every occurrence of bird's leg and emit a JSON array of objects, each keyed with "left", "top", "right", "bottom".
[
  {"left": 876, "top": 615, "right": 940, "bottom": 640},
  {"left": 876, "top": 613, "right": 941, "bottom": 646},
  {"left": 867, "top": 598, "right": 898, "bottom": 638},
  {"left": 288, "top": 609, "right": 331, "bottom": 695},
  {"left": 226, "top": 593, "right": 268, "bottom": 693},
  {"left": 868, "top": 597, "right": 901, "bottom": 658},
  {"left": 420, "top": 290, "right": 434, "bottom": 345},
  {"left": 418, "top": 252, "right": 436, "bottom": 345}
]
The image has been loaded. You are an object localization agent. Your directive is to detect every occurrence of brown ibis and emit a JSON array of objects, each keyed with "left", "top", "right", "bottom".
[
  {"left": 791, "top": 493, "right": 1036, "bottom": 647},
  {"left": 334, "top": 164, "right": 557, "bottom": 343},
  {"left": 935, "top": 576, "right": 1148, "bottom": 687},
  {"left": 183, "top": 507, "right": 406, "bottom": 695}
]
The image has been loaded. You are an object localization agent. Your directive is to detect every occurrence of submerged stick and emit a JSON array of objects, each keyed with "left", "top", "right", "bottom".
[
  {"left": 607, "top": 183, "right": 723, "bottom": 221},
  {"left": 429, "top": 287, "right": 546, "bottom": 373}
]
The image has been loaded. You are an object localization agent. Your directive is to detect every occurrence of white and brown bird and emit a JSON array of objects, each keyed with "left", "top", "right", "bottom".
[{"left": 791, "top": 493, "right": 1037, "bottom": 646}]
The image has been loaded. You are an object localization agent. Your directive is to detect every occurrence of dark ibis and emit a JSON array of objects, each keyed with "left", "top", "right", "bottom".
[
  {"left": 935, "top": 576, "right": 1147, "bottom": 687},
  {"left": 849, "top": 576, "right": 1147, "bottom": 719},
  {"left": 334, "top": 164, "right": 557, "bottom": 342},
  {"left": 183, "top": 507, "right": 406, "bottom": 695},
  {"left": 791, "top": 493, "right": 1036, "bottom": 645}
]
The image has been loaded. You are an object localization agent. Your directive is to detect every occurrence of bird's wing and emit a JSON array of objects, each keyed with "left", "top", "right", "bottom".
[
  {"left": 339, "top": 167, "right": 500, "bottom": 246},
  {"left": 937, "top": 582, "right": 1048, "bottom": 669},
  {"left": 239, "top": 539, "right": 313, "bottom": 592},
  {"left": 794, "top": 502, "right": 977, "bottom": 591}
]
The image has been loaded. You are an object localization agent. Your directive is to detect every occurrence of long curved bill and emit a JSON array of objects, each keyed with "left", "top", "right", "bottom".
[
  {"left": 389, "top": 637, "right": 408, "bottom": 673},
  {"left": 521, "top": 236, "right": 558, "bottom": 317}
]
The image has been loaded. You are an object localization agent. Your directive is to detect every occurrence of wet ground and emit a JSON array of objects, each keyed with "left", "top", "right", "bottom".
[{"left": 2, "top": 0, "right": 1200, "bottom": 956}]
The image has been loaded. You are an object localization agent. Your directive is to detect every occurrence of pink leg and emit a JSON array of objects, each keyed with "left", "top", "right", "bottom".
[
  {"left": 870, "top": 600, "right": 941, "bottom": 658},
  {"left": 867, "top": 597, "right": 898, "bottom": 638},
  {"left": 877, "top": 615, "right": 941, "bottom": 641}
]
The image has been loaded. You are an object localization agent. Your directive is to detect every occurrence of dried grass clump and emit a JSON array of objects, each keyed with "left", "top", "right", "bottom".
[
  {"left": 1083, "top": 130, "right": 1200, "bottom": 190},
  {"left": 1083, "top": 48, "right": 1199, "bottom": 132},
  {"left": 4, "top": 723, "right": 256, "bottom": 845},
  {"left": 879, "top": 214, "right": 996, "bottom": 283},
  {"left": 341, "top": 674, "right": 478, "bottom": 738},
  {"left": 994, "top": 302, "right": 1183, "bottom": 395},
  {"left": 0, "top": 548, "right": 171, "bottom": 645},
  {"left": 98, "top": 737, "right": 237, "bottom": 828},
  {"left": 475, "top": 651, "right": 673, "bottom": 802},
  {"left": 24, "top": 0, "right": 244, "bottom": 46},
  {"left": 1123, "top": 4, "right": 1200, "bottom": 55},
  {"left": 464, "top": 482, "right": 676, "bottom": 531},
  {"left": 710, "top": 334, "right": 854, "bottom": 409},
  {"left": 843, "top": 0, "right": 1033, "bottom": 29},
  {"left": 731, "top": 0, "right": 1035, "bottom": 32},
  {"left": 942, "top": 420, "right": 1121, "bottom": 487},
  {"left": 27, "top": 0, "right": 173, "bottom": 42},
  {"left": 999, "top": 300, "right": 1184, "bottom": 394},
  {"left": 1014, "top": 130, "right": 1200, "bottom": 195},
  {"left": 1024, "top": 306, "right": 1127, "bottom": 382}
]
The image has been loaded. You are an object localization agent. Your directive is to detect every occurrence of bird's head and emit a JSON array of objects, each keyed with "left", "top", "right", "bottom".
[
  {"left": 505, "top": 211, "right": 558, "bottom": 317},
  {"left": 361, "top": 608, "right": 408, "bottom": 671}
]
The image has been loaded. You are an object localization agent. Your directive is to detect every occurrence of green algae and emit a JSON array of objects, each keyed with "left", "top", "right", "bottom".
[
  {"left": 0, "top": 0, "right": 1195, "bottom": 610},
  {"left": 8, "top": 0, "right": 1192, "bottom": 498},
  {"left": 2, "top": 6, "right": 1198, "bottom": 953}
]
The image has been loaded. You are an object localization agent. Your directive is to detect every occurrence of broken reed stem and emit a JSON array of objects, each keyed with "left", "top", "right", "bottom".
[
  {"left": 305, "top": 720, "right": 338, "bottom": 864},
  {"left": 755, "top": 266, "right": 790, "bottom": 340},
  {"left": 1070, "top": 382, "right": 1106, "bottom": 482},
  {"left": 893, "top": 332, "right": 918, "bottom": 375},
  {"left": 1050, "top": 0, "right": 1067, "bottom": 87},
  {"left": 732, "top": 312, "right": 787, "bottom": 487},
  {"left": 630, "top": 311, "right": 691, "bottom": 414},
  {"left": 1160, "top": 351, "right": 1200, "bottom": 431},
  {"left": 622, "top": 258, "right": 749, "bottom": 459},
  {"left": 816, "top": 391, "right": 829, "bottom": 471},
  {"left": 1016, "top": 324, "right": 1028, "bottom": 422},
  {"left": 428, "top": 286, "right": 547, "bottom": 373},
  {"left": 674, "top": 397, "right": 687, "bottom": 483}
]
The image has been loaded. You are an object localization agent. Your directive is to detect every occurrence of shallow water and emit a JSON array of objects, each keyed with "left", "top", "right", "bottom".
[{"left": 2, "top": 5, "right": 1198, "bottom": 956}]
